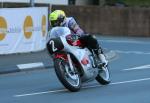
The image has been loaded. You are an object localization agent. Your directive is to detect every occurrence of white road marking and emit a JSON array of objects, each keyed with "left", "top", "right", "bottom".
[
  {"left": 114, "top": 50, "right": 150, "bottom": 55},
  {"left": 14, "top": 89, "right": 67, "bottom": 97},
  {"left": 14, "top": 77, "right": 150, "bottom": 97},
  {"left": 99, "top": 39, "right": 150, "bottom": 55},
  {"left": 105, "top": 50, "right": 117, "bottom": 60},
  {"left": 17, "top": 62, "right": 44, "bottom": 70},
  {"left": 99, "top": 39, "right": 150, "bottom": 44},
  {"left": 123, "top": 64, "right": 150, "bottom": 71}
]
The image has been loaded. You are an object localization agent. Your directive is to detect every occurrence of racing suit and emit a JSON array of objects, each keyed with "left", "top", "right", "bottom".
[
  {"left": 62, "top": 17, "right": 102, "bottom": 53},
  {"left": 64, "top": 17, "right": 107, "bottom": 65},
  {"left": 48, "top": 17, "right": 108, "bottom": 66}
]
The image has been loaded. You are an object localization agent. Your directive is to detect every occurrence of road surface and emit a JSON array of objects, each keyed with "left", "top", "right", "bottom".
[{"left": 0, "top": 36, "right": 150, "bottom": 103}]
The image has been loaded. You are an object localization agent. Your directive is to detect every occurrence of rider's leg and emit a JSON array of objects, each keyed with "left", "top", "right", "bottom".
[
  {"left": 79, "top": 35, "right": 108, "bottom": 66},
  {"left": 95, "top": 46, "right": 108, "bottom": 67}
]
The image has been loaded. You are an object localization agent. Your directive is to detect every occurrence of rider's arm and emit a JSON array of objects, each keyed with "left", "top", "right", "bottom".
[{"left": 68, "top": 17, "right": 85, "bottom": 36}]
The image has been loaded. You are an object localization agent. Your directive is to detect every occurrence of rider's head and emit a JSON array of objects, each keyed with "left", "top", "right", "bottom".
[{"left": 49, "top": 10, "right": 66, "bottom": 27}]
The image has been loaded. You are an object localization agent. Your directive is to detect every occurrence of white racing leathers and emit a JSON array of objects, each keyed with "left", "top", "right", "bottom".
[{"left": 62, "top": 17, "right": 85, "bottom": 36}]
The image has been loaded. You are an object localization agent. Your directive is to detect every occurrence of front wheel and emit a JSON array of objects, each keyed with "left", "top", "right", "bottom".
[
  {"left": 96, "top": 64, "right": 110, "bottom": 85},
  {"left": 54, "top": 59, "right": 81, "bottom": 92}
]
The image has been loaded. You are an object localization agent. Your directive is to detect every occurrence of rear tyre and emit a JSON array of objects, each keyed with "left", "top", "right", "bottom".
[{"left": 54, "top": 59, "right": 81, "bottom": 92}]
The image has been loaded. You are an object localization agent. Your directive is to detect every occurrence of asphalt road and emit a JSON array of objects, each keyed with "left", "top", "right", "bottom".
[{"left": 0, "top": 36, "right": 150, "bottom": 103}]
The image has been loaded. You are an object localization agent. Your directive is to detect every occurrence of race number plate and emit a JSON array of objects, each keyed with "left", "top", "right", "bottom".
[{"left": 47, "top": 37, "right": 64, "bottom": 54}]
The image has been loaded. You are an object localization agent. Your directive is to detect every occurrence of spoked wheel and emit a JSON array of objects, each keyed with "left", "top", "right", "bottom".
[
  {"left": 96, "top": 64, "right": 110, "bottom": 85},
  {"left": 54, "top": 59, "right": 81, "bottom": 92}
]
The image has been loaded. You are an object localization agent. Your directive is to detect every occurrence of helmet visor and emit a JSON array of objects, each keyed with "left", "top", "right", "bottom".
[{"left": 50, "top": 20, "right": 60, "bottom": 27}]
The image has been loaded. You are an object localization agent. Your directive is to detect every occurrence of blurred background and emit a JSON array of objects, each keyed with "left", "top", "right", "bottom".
[
  {"left": 1, "top": 0, "right": 150, "bottom": 37},
  {"left": 0, "top": 0, "right": 150, "bottom": 55},
  {"left": 1, "top": 0, "right": 150, "bottom": 7},
  {"left": 68, "top": 0, "right": 150, "bottom": 7}
]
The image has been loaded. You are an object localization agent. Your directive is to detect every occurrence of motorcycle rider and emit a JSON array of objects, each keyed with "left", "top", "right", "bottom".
[{"left": 48, "top": 10, "right": 108, "bottom": 67}]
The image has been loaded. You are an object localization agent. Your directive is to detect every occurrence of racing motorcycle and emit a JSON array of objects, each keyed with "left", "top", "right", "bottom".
[{"left": 47, "top": 27, "right": 110, "bottom": 92}]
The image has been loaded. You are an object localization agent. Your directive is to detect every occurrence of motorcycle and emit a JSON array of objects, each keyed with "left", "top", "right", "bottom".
[{"left": 47, "top": 27, "right": 110, "bottom": 92}]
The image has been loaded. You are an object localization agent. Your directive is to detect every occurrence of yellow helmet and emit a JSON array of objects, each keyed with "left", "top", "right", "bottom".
[{"left": 49, "top": 10, "right": 66, "bottom": 27}]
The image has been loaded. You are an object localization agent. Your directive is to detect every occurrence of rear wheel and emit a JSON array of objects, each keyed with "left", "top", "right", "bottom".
[
  {"left": 54, "top": 59, "right": 81, "bottom": 92},
  {"left": 96, "top": 64, "right": 110, "bottom": 85}
]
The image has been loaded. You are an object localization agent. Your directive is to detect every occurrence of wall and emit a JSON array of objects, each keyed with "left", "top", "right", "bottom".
[
  {"left": 75, "top": 0, "right": 93, "bottom": 5},
  {"left": 52, "top": 5, "right": 150, "bottom": 37}
]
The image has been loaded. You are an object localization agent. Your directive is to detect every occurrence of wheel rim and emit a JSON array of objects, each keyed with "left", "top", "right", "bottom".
[
  {"left": 98, "top": 66, "right": 110, "bottom": 81},
  {"left": 61, "top": 62, "right": 80, "bottom": 87}
]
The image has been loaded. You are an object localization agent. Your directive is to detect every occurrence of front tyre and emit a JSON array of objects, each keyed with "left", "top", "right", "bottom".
[
  {"left": 54, "top": 59, "right": 81, "bottom": 92},
  {"left": 96, "top": 65, "right": 110, "bottom": 85}
]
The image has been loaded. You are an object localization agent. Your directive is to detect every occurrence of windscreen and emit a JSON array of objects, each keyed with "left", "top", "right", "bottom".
[{"left": 50, "top": 27, "right": 71, "bottom": 38}]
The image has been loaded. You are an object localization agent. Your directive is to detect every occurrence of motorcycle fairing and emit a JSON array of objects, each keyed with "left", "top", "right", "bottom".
[{"left": 47, "top": 37, "right": 64, "bottom": 54}]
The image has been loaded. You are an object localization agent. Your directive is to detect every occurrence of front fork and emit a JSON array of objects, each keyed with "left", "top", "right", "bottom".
[
  {"left": 54, "top": 53, "right": 75, "bottom": 72},
  {"left": 67, "top": 54, "right": 74, "bottom": 72},
  {"left": 66, "top": 54, "right": 78, "bottom": 80}
]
